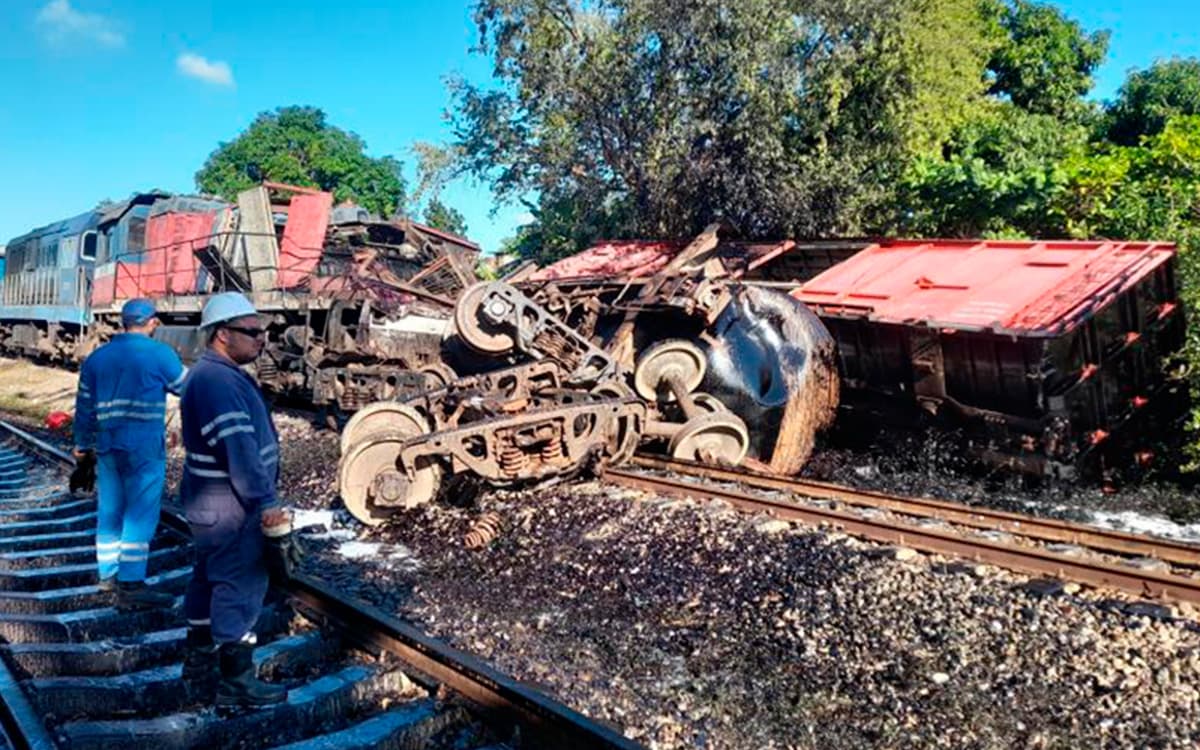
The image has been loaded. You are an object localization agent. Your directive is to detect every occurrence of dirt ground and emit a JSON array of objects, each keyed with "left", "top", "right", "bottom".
[{"left": 0, "top": 356, "right": 81, "bottom": 421}]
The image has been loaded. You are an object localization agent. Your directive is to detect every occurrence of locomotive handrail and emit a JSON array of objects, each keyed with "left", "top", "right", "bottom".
[{"left": 103, "top": 229, "right": 326, "bottom": 303}]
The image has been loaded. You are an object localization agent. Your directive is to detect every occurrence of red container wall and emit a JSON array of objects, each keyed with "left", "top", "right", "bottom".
[
  {"left": 277, "top": 193, "right": 332, "bottom": 288},
  {"left": 142, "top": 212, "right": 216, "bottom": 296}
]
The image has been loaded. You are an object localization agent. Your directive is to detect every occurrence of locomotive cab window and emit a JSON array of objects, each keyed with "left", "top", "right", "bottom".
[
  {"left": 80, "top": 231, "right": 97, "bottom": 261},
  {"left": 127, "top": 216, "right": 147, "bottom": 256}
]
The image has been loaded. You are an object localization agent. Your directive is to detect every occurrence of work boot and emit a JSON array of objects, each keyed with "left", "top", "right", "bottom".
[
  {"left": 114, "top": 581, "right": 174, "bottom": 611},
  {"left": 181, "top": 626, "right": 219, "bottom": 702},
  {"left": 215, "top": 641, "right": 287, "bottom": 708}
]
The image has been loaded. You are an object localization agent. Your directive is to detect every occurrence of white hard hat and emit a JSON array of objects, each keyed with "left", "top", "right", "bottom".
[{"left": 201, "top": 292, "right": 258, "bottom": 329}]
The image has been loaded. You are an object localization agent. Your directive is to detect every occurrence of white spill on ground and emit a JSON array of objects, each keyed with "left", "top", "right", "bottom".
[
  {"left": 334, "top": 540, "right": 423, "bottom": 572},
  {"left": 291, "top": 506, "right": 421, "bottom": 570},
  {"left": 293, "top": 509, "right": 335, "bottom": 532},
  {"left": 1085, "top": 509, "right": 1200, "bottom": 544}
]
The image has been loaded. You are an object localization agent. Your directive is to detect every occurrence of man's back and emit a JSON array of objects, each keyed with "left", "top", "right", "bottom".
[
  {"left": 179, "top": 351, "right": 280, "bottom": 512},
  {"left": 76, "top": 333, "right": 185, "bottom": 455}
]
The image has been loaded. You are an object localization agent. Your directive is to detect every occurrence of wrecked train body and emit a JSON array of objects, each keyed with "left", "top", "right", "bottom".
[
  {"left": 336, "top": 225, "right": 841, "bottom": 525},
  {"left": 0, "top": 182, "right": 479, "bottom": 413},
  {"left": 532, "top": 233, "right": 1185, "bottom": 478}
]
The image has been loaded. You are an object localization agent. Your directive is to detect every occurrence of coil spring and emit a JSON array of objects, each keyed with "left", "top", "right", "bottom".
[
  {"left": 464, "top": 512, "right": 503, "bottom": 549},
  {"left": 535, "top": 329, "right": 575, "bottom": 367},
  {"left": 541, "top": 438, "right": 564, "bottom": 465},
  {"left": 499, "top": 444, "right": 527, "bottom": 477}
]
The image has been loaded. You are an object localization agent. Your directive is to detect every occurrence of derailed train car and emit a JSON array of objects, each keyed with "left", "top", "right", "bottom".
[
  {"left": 337, "top": 226, "right": 842, "bottom": 524},
  {"left": 0, "top": 183, "right": 479, "bottom": 413},
  {"left": 527, "top": 233, "right": 1185, "bottom": 478},
  {"left": 789, "top": 239, "right": 1184, "bottom": 478}
]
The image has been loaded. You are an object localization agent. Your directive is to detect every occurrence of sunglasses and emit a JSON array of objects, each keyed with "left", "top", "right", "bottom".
[{"left": 224, "top": 325, "right": 266, "bottom": 339}]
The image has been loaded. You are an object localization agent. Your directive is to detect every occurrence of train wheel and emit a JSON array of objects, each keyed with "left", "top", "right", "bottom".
[
  {"left": 591, "top": 380, "right": 643, "bottom": 464},
  {"left": 339, "top": 428, "right": 442, "bottom": 526},
  {"left": 340, "top": 403, "right": 430, "bottom": 455},
  {"left": 669, "top": 412, "right": 750, "bottom": 466},
  {"left": 691, "top": 392, "right": 729, "bottom": 413},
  {"left": 590, "top": 380, "right": 636, "bottom": 401},
  {"left": 419, "top": 362, "right": 457, "bottom": 389},
  {"left": 454, "top": 282, "right": 516, "bottom": 355},
  {"left": 634, "top": 340, "right": 707, "bottom": 402}
]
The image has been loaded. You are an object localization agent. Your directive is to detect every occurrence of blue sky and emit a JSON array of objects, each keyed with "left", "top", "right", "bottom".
[{"left": 1, "top": 1, "right": 1198, "bottom": 255}]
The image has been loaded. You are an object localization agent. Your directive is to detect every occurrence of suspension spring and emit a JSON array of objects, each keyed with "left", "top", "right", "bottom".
[
  {"left": 464, "top": 512, "right": 503, "bottom": 549},
  {"left": 499, "top": 444, "right": 528, "bottom": 477},
  {"left": 540, "top": 438, "right": 564, "bottom": 465}
]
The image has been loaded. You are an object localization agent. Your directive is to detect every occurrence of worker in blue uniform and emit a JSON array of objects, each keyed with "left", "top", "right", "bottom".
[
  {"left": 73, "top": 298, "right": 186, "bottom": 610},
  {"left": 179, "top": 292, "right": 303, "bottom": 708}
]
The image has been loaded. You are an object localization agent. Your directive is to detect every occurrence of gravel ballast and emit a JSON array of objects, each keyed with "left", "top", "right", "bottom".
[{"left": 267, "top": 416, "right": 1200, "bottom": 750}]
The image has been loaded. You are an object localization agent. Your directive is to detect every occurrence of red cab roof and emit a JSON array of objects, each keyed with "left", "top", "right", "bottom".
[{"left": 793, "top": 239, "right": 1176, "bottom": 335}]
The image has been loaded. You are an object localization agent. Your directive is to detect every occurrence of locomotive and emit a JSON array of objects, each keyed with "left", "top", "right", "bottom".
[{"left": 0, "top": 182, "right": 479, "bottom": 414}]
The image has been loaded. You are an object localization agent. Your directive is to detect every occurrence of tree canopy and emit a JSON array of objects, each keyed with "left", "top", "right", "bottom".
[
  {"left": 196, "top": 106, "right": 406, "bottom": 218},
  {"left": 985, "top": 0, "right": 1108, "bottom": 119},
  {"left": 423, "top": 198, "right": 469, "bottom": 236},
  {"left": 1105, "top": 59, "right": 1200, "bottom": 146},
  {"left": 450, "top": 0, "right": 998, "bottom": 259}
]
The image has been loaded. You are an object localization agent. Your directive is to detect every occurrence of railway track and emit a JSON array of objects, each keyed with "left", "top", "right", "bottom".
[
  {"left": 0, "top": 419, "right": 640, "bottom": 750},
  {"left": 608, "top": 456, "right": 1200, "bottom": 607}
]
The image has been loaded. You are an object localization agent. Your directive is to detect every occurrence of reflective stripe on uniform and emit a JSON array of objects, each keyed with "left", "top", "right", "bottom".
[
  {"left": 186, "top": 465, "right": 230, "bottom": 479},
  {"left": 201, "top": 411, "right": 250, "bottom": 436},
  {"left": 97, "top": 411, "right": 166, "bottom": 422},
  {"left": 97, "top": 399, "right": 165, "bottom": 409},
  {"left": 207, "top": 424, "right": 254, "bottom": 446},
  {"left": 168, "top": 367, "right": 189, "bottom": 391}
]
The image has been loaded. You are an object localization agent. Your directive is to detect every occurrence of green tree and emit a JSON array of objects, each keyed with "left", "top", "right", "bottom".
[
  {"left": 897, "top": 103, "right": 1088, "bottom": 237},
  {"left": 1105, "top": 58, "right": 1200, "bottom": 146},
  {"left": 196, "top": 106, "right": 406, "bottom": 217},
  {"left": 422, "top": 198, "right": 469, "bottom": 236},
  {"left": 451, "top": 0, "right": 997, "bottom": 261},
  {"left": 1053, "top": 116, "right": 1200, "bottom": 247},
  {"left": 986, "top": 0, "right": 1109, "bottom": 118},
  {"left": 1050, "top": 116, "right": 1200, "bottom": 461}
]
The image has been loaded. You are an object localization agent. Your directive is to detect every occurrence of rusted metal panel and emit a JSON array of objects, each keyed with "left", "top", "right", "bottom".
[
  {"left": 234, "top": 186, "right": 279, "bottom": 290},
  {"left": 143, "top": 210, "right": 218, "bottom": 296},
  {"left": 277, "top": 192, "right": 333, "bottom": 288}
]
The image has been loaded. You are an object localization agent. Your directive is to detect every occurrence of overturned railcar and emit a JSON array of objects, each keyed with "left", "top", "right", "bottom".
[
  {"left": 787, "top": 239, "right": 1183, "bottom": 477},
  {"left": 532, "top": 234, "right": 1185, "bottom": 478}
]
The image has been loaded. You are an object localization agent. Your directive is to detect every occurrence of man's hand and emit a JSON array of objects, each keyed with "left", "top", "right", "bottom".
[
  {"left": 69, "top": 450, "right": 96, "bottom": 496},
  {"left": 262, "top": 509, "right": 305, "bottom": 581}
]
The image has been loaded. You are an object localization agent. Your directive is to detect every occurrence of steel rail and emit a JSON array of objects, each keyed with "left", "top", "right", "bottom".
[
  {"left": 631, "top": 455, "right": 1200, "bottom": 567},
  {"left": 603, "top": 465, "right": 1200, "bottom": 606},
  {"left": 0, "top": 419, "right": 641, "bottom": 750}
]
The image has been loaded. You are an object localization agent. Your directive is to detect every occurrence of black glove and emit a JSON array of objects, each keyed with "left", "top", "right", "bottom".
[
  {"left": 263, "top": 516, "right": 306, "bottom": 581},
  {"left": 70, "top": 451, "right": 96, "bottom": 495}
]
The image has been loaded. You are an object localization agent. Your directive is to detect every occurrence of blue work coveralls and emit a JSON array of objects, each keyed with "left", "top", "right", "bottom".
[
  {"left": 74, "top": 333, "right": 187, "bottom": 582},
  {"left": 179, "top": 351, "right": 281, "bottom": 644}
]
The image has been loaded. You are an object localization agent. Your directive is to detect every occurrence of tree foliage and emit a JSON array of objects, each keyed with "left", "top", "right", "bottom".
[
  {"left": 423, "top": 198, "right": 469, "bottom": 236},
  {"left": 453, "top": 0, "right": 997, "bottom": 260},
  {"left": 1105, "top": 59, "right": 1200, "bottom": 146},
  {"left": 898, "top": 103, "right": 1087, "bottom": 237},
  {"left": 196, "top": 106, "right": 406, "bottom": 217},
  {"left": 985, "top": 0, "right": 1108, "bottom": 118}
]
